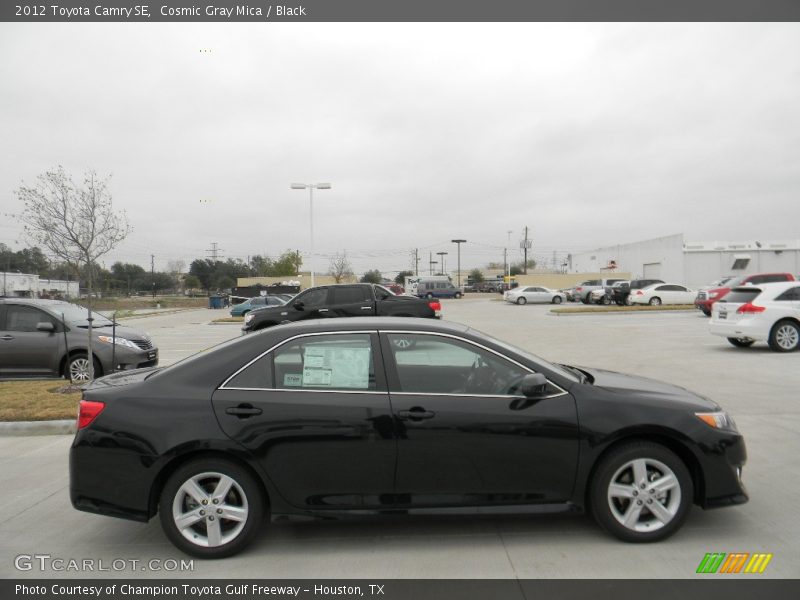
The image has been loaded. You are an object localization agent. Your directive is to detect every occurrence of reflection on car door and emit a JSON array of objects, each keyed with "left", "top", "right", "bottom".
[
  {"left": 280, "top": 287, "right": 330, "bottom": 322},
  {"left": 380, "top": 331, "right": 580, "bottom": 508},
  {"left": 0, "top": 304, "right": 63, "bottom": 376},
  {"left": 212, "top": 332, "right": 396, "bottom": 510},
  {"left": 329, "top": 286, "right": 373, "bottom": 318}
]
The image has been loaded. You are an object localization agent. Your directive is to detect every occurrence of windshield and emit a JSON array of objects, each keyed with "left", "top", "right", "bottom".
[{"left": 46, "top": 303, "right": 114, "bottom": 327}]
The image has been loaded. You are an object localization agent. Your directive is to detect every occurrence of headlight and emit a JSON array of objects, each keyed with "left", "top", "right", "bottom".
[
  {"left": 97, "top": 335, "right": 139, "bottom": 350},
  {"left": 244, "top": 313, "right": 254, "bottom": 324},
  {"left": 695, "top": 411, "right": 738, "bottom": 432}
]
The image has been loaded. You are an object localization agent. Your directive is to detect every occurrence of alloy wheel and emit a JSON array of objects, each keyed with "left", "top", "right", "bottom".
[
  {"left": 172, "top": 472, "right": 249, "bottom": 548},
  {"left": 69, "top": 357, "right": 92, "bottom": 382},
  {"left": 607, "top": 458, "right": 681, "bottom": 533},
  {"left": 773, "top": 322, "right": 799, "bottom": 351}
]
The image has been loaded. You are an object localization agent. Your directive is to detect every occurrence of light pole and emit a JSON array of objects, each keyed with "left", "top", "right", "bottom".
[
  {"left": 451, "top": 239, "right": 466, "bottom": 289},
  {"left": 290, "top": 182, "right": 331, "bottom": 287},
  {"left": 437, "top": 251, "right": 448, "bottom": 276},
  {"left": 506, "top": 230, "right": 513, "bottom": 280}
]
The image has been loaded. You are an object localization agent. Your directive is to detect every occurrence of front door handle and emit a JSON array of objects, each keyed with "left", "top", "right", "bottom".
[
  {"left": 318, "top": 308, "right": 329, "bottom": 313},
  {"left": 360, "top": 306, "right": 372, "bottom": 310},
  {"left": 0, "top": 335, "right": 13, "bottom": 341},
  {"left": 225, "top": 405, "right": 263, "bottom": 418},
  {"left": 397, "top": 407, "right": 436, "bottom": 421}
]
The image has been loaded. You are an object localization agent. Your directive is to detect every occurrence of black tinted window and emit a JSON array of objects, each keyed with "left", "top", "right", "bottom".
[
  {"left": 720, "top": 289, "right": 761, "bottom": 303},
  {"left": 298, "top": 288, "right": 328, "bottom": 308},
  {"left": 775, "top": 287, "right": 800, "bottom": 302},
  {"left": 225, "top": 355, "right": 273, "bottom": 389},
  {"left": 332, "top": 287, "right": 368, "bottom": 304},
  {"left": 6, "top": 306, "right": 53, "bottom": 332}
]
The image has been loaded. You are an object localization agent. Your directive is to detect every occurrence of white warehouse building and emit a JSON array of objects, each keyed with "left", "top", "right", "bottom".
[{"left": 569, "top": 234, "right": 800, "bottom": 288}]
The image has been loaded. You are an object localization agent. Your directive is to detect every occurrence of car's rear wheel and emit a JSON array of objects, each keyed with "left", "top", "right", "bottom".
[
  {"left": 768, "top": 320, "right": 800, "bottom": 352},
  {"left": 66, "top": 353, "right": 102, "bottom": 383},
  {"left": 552, "top": 296, "right": 563, "bottom": 304},
  {"left": 454, "top": 292, "right": 463, "bottom": 299},
  {"left": 589, "top": 441, "right": 692, "bottom": 543},
  {"left": 727, "top": 337, "right": 754, "bottom": 348},
  {"left": 649, "top": 297, "right": 662, "bottom": 306},
  {"left": 159, "top": 458, "right": 263, "bottom": 558},
  {"left": 601, "top": 295, "right": 611, "bottom": 305},
  {"left": 624, "top": 296, "right": 633, "bottom": 306},
  {"left": 516, "top": 297, "right": 527, "bottom": 305}
]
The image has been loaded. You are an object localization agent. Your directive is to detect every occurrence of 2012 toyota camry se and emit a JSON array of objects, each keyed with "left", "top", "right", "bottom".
[{"left": 70, "top": 317, "right": 747, "bottom": 558}]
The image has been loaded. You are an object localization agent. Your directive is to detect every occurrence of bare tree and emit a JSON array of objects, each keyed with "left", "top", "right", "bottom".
[
  {"left": 329, "top": 251, "right": 354, "bottom": 284},
  {"left": 15, "top": 166, "right": 130, "bottom": 382},
  {"left": 167, "top": 259, "right": 186, "bottom": 290}
]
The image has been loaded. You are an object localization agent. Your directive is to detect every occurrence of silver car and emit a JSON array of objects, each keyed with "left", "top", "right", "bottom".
[{"left": 0, "top": 298, "right": 158, "bottom": 382}]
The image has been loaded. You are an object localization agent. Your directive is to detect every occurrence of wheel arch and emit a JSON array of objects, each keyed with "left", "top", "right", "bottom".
[
  {"left": 60, "top": 348, "right": 103, "bottom": 378},
  {"left": 147, "top": 449, "right": 271, "bottom": 520},
  {"left": 581, "top": 430, "right": 705, "bottom": 510}
]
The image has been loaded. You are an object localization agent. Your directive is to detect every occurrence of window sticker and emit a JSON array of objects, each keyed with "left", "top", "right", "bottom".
[
  {"left": 283, "top": 373, "right": 302, "bottom": 387},
  {"left": 301, "top": 344, "right": 371, "bottom": 389}
]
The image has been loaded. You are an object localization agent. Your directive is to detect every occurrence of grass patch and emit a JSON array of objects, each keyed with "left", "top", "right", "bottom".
[
  {"left": 551, "top": 304, "right": 696, "bottom": 315},
  {"left": 211, "top": 317, "right": 243, "bottom": 324},
  {"left": 0, "top": 380, "right": 82, "bottom": 421},
  {"left": 71, "top": 297, "right": 208, "bottom": 311}
]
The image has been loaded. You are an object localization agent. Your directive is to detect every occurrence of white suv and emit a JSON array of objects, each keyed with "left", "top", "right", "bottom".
[{"left": 709, "top": 282, "right": 800, "bottom": 352}]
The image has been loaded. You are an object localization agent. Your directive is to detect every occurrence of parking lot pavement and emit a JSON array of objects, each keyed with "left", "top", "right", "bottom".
[{"left": 1, "top": 298, "right": 798, "bottom": 578}]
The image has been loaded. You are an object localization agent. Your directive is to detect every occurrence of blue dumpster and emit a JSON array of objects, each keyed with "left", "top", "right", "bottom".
[{"left": 209, "top": 295, "right": 224, "bottom": 309}]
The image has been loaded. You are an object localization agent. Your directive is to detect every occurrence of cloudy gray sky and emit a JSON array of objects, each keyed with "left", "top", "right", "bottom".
[{"left": 1, "top": 22, "right": 799, "bottom": 276}]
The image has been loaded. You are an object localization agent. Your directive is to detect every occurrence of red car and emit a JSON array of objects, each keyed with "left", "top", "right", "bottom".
[{"left": 694, "top": 272, "right": 795, "bottom": 316}]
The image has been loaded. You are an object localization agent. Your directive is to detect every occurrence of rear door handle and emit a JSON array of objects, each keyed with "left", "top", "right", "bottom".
[
  {"left": 318, "top": 308, "right": 329, "bottom": 313},
  {"left": 0, "top": 335, "right": 13, "bottom": 341},
  {"left": 225, "top": 405, "right": 263, "bottom": 418},
  {"left": 397, "top": 408, "right": 436, "bottom": 421},
  {"left": 360, "top": 306, "right": 372, "bottom": 310}
]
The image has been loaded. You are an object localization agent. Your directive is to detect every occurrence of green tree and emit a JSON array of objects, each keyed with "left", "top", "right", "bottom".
[
  {"left": 468, "top": 268, "right": 485, "bottom": 283},
  {"left": 395, "top": 270, "right": 414, "bottom": 285},
  {"left": 272, "top": 250, "right": 302, "bottom": 277},
  {"left": 360, "top": 269, "right": 382, "bottom": 284}
]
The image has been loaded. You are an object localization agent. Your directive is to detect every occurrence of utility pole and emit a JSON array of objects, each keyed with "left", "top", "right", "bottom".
[
  {"left": 451, "top": 239, "right": 466, "bottom": 289},
  {"left": 151, "top": 254, "right": 155, "bottom": 299},
  {"left": 429, "top": 252, "right": 437, "bottom": 275},
  {"left": 507, "top": 230, "right": 513, "bottom": 280},
  {"left": 413, "top": 248, "right": 420, "bottom": 276},
  {"left": 437, "top": 252, "right": 448, "bottom": 276},
  {"left": 521, "top": 226, "right": 532, "bottom": 274}
]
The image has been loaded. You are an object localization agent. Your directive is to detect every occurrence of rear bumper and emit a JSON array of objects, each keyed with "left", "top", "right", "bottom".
[{"left": 709, "top": 319, "right": 769, "bottom": 342}]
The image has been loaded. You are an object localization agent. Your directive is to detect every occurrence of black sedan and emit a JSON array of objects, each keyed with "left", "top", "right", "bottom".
[{"left": 70, "top": 318, "right": 747, "bottom": 558}]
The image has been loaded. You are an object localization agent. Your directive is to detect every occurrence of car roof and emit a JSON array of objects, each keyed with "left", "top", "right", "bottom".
[
  {"left": 732, "top": 281, "right": 798, "bottom": 292},
  {"left": 274, "top": 316, "right": 470, "bottom": 335},
  {"left": 0, "top": 298, "right": 74, "bottom": 308}
]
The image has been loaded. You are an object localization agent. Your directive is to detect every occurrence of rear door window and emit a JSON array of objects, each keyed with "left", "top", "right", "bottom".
[{"left": 331, "top": 286, "right": 369, "bottom": 305}]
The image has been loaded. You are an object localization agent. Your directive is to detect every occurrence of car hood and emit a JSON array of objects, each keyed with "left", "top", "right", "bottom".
[
  {"left": 580, "top": 367, "right": 720, "bottom": 411},
  {"left": 83, "top": 325, "right": 152, "bottom": 342}
]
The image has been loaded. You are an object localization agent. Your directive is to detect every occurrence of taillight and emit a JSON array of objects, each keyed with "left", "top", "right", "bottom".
[
  {"left": 77, "top": 400, "right": 105, "bottom": 429},
  {"left": 636, "top": 290, "right": 643, "bottom": 295},
  {"left": 737, "top": 302, "right": 765, "bottom": 314},
  {"left": 575, "top": 287, "right": 582, "bottom": 291},
  {"left": 428, "top": 301, "right": 442, "bottom": 312}
]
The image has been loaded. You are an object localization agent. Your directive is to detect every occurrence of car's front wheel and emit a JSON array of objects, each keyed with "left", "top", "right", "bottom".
[
  {"left": 552, "top": 296, "right": 563, "bottom": 304},
  {"left": 516, "top": 297, "right": 527, "bottom": 305},
  {"left": 589, "top": 441, "right": 692, "bottom": 543},
  {"left": 768, "top": 319, "right": 800, "bottom": 352},
  {"left": 66, "top": 353, "right": 102, "bottom": 383},
  {"left": 159, "top": 458, "right": 264, "bottom": 558},
  {"left": 649, "top": 297, "right": 662, "bottom": 306},
  {"left": 727, "top": 337, "right": 754, "bottom": 348}
]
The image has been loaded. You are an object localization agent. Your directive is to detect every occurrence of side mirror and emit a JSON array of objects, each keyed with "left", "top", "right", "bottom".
[
  {"left": 36, "top": 322, "right": 55, "bottom": 333},
  {"left": 292, "top": 301, "right": 304, "bottom": 311},
  {"left": 520, "top": 373, "right": 548, "bottom": 398}
]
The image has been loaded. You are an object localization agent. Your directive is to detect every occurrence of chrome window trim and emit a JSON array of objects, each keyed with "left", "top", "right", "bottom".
[
  {"left": 218, "top": 330, "right": 377, "bottom": 390},
  {"left": 219, "top": 327, "right": 568, "bottom": 399}
]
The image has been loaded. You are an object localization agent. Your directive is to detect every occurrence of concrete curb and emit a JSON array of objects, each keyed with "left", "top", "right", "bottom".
[
  {"left": 549, "top": 308, "right": 697, "bottom": 316},
  {"left": 0, "top": 419, "right": 75, "bottom": 436}
]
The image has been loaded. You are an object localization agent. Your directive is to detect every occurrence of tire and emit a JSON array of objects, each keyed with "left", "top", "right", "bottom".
[
  {"left": 768, "top": 319, "right": 800, "bottom": 352},
  {"left": 66, "top": 353, "right": 102, "bottom": 383},
  {"left": 649, "top": 297, "right": 662, "bottom": 306},
  {"left": 601, "top": 295, "right": 611, "bottom": 306},
  {"left": 516, "top": 297, "right": 527, "bottom": 305},
  {"left": 701, "top": 309, "right": 711, "bottom": 317},
  {"left": 454, "top": 292, "right": 463, "bottom": 299},
  {"left": 624, "top": 296, "right": 633, "bottom": 306},
  {"left": 615, "top": 300, "right": 624, "bottom": 306},
  {"left": 727, "top": 337, "right": 754, "bottom": 348},
  {"left": 589, "top": 441, "right": 692, "bottom": 543},
  {"left": 552, "top": 296, "right": 563, "bottom": 304},
  {"left": 581, "top": 297, "right": 590, "bottom": 305},
  {"left": 159, "top": 458, "right": 264, "bottom": 558}
]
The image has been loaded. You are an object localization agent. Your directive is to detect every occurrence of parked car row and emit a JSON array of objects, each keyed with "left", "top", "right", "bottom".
[{"left": 695, "top": 272, "right": 795, "bottom": 316}]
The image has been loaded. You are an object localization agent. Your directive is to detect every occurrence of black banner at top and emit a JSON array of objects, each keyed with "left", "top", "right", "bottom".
[{"left": 3, "top": 0, "right": 800, "bottom": 23}]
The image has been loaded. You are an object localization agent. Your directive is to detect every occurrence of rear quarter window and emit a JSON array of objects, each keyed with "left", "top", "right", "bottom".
[{"left": 720, "top": 289, "right": 762, "bottom": 303}]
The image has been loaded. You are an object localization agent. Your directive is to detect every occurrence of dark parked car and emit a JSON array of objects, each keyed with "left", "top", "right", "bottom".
[
  {"left": 0, "top": 298, "right": 158, "bottom": 382},
  {"left": 242, "top": 283, "right": 440, "bottom": 333},
  {"left": 71, "top": 317, "right": 747, "bottom": 558},
  {"left": 610, "top": 279, "right": 666, "bottom": 306}
]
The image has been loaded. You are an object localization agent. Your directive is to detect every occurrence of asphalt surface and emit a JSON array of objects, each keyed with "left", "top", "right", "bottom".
[{"left": 1, "top": 298, "right": 798, "bottom": 578}]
